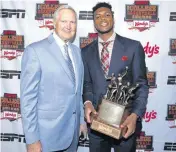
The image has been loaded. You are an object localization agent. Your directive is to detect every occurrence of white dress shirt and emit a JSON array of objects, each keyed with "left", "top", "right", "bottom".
[
  {"left": 98, "top": 32, "right": 116, "bottom": 66},
  {"left": 53, "top": 31, "right": 76, "bottom": 73}
]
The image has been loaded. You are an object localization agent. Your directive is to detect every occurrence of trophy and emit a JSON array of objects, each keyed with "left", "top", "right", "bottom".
[{"left": 90, "top": 67, "right": 139, "bottom": 139}]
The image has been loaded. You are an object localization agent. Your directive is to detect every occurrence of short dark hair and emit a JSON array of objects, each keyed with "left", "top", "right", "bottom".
[{"left": 92, "top": 2, "right": 112, "bottom": 14}]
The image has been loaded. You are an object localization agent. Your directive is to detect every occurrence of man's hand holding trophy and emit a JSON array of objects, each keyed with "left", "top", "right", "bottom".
[{"left": 88, "top": 66, "right": 139, "bottom": 139}]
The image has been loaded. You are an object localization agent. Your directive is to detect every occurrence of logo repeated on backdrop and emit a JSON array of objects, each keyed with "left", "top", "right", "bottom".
[
  {"left": 124, "top": 0, "right": 159, "bottom": 32},
  {"left": 0, "top": 30, "right": 24, "bottom": 60},
  {"left": 143, "top": 110, "right": 157, "bottom": 122},
  {"left": 166, "top": 104, "right": 176, "bottom": 128},
  {"left": 79, "top": 11, "right": 93, "bottom": 20},
  {"left": 167, "top": 76, "right": 176, "bottom": 85},
  {"left": 35, "top": 0, "right": 66, "bottom": 30},
  {"left": 80, "top": 33, "right": 98, "bottom": 49},
  {"left": 0, "top": 70, "right": 21, "bottom": 79},
  {"left": 0, "top": 93, "right": 21, "bottom": 121},
  {"left": 164, "top": 142, "right": 176, "bottom": 151},
  {"left": 169, "top": 12, "right": 176, "bottom": 21},
  {"left": 136, "top": 131, "right": 154, "bottom": 152},
  {"left": 146, "top": 68, "right": 157, "bottom": 93},
  {"left": 0, "top": 9, "right": 25, "bottom": 18},
  {"left": 78, "top": 134, "right": 89, "bottom": 147},
  {"left": 143, "top": 42, "right": 159, "bottom": 58},
  {"left": 168, "top": 39, "right": 176, "bottom": 64},
  {"left": 0, "top": 133, "right": 25, "bottom": 143}
]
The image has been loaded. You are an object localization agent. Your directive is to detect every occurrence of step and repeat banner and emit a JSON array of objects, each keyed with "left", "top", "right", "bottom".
[{"left": 1, "top": 0, "right": 176, "bottom": 152}]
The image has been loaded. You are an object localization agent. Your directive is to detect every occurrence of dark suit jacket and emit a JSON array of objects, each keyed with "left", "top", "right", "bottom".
[{"left": 81, "top": 34, "right": 149, "bottom": 118}]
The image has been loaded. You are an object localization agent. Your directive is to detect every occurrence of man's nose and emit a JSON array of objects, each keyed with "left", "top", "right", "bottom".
[
  {"left": 100, "top": 15, "right": 107, "bottom": 20},
  {"left": 65, "top": 22, "right": 71, "bottom": 29}
]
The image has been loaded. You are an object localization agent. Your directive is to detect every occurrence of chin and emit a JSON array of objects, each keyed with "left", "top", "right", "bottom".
[
  {"left": 96, "top": 27, "right": 113, "bottom": 34},
  {"left": 99, "top": 30, "right": 110, "bottom": 34}
]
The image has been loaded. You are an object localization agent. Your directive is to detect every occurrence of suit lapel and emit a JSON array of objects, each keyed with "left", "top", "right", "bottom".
[
  {"left": 48, "top": 34, "right": 74, "bottom": 83},
  {"left": 108, "top": 34, "right": 125, "bottom": 76}
]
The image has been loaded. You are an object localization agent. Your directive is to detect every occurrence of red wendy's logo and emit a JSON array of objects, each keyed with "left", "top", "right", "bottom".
[
  {"left": 143, "top": 110, "right": 157, "bottom": 122},
  {"left": 124, "top": 0, "right": 159, "bottom": 32},
  {"left": 143, "top": 42, "right": 159, "bottom": 58},
  {"left": 1, "top": 93, "right": 21, "bottom": 121},
  {"left": 136, "top": 131, "right": 154, "bottom": 151},
  {"left": 0, "top": 30, "right": 24, "bottom": 60},
  {"left": 168, "top": 39, "right": 176, "bottom": 64},
  {"left": 35, "top": 0, "right": 67, "bottom": 30},
  {"left": 146, "top": 68, "right": 157, "bottom": 93},
  {"left": 166, "top": 104, "right": 176, "bottom": 128},
  {"left": 121, "top": 56, "right": 128, "bottom": 61}
]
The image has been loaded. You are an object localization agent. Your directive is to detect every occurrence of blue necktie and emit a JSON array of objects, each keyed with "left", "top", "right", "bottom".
[{"left": 63, "top": 44, "right": 75, "bottom": 85}]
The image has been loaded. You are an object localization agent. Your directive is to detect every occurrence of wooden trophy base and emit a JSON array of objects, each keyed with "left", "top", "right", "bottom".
[{"left": 90, "top": 115, "right": 124, "bottom": 139}]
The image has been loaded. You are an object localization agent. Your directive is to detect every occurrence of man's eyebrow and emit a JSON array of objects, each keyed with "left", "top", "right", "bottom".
[{"left": 95, "top": 11, "right": 111, "bottom": 15}]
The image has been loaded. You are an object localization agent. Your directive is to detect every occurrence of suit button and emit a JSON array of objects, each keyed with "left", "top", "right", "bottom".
[{"left": 73, "top": 111, "right": 76, "bottom": 114}]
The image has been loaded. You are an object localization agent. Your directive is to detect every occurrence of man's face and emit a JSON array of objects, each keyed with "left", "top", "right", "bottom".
[
  {"left": 55, "top": 9, "right": 77, "bottom": 42},
  {"left": 94, "top": 7, "right": 114, "bottom": 34}
]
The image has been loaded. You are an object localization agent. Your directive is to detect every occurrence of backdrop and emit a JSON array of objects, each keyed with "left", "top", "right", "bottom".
[{"left": 1, "top": 0, "right": 176, "bottom": 152}]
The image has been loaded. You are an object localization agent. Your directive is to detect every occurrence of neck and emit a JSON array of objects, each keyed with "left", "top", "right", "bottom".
[
  {"left": 54, "top": 31, "right": 69, "bottom": 43},
  {"left": 99, "top": 31, "right": 114, "bottom": 41}
]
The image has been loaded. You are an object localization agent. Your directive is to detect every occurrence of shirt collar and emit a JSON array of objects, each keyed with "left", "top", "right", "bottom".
[{"left": 98, "top": 32, "right": 116, "bottom": 43}]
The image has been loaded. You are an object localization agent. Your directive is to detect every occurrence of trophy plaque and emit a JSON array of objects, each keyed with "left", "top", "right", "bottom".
[{"left": 90, "top": 67, "right": 139, "bottom": 139}]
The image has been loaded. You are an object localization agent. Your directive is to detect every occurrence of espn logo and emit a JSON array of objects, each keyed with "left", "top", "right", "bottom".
[
  {"left": 0, "top": 70, "right": 21, "bottom": 79},
  {"left": 167, "top": 76, "right": 176, "bottom": 85},
  {"left": 79, "top": 11, "right": 93, "bottom": 20},
  {"left": 170, "top": 12, "right": 176, "bottom": 21},
  {"left": 164, "top": 142, "right": 176, "bottom": 151},
  {"left": 1, "top": 133, "right": 26, "bottom": 143},
  {"left": 0, "top": 9, "right": 25, "bottom": 18}
]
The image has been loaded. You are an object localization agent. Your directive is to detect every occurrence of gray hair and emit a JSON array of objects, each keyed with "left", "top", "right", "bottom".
[{"left": 53, "top": 5, "right": 77, "bottom": 25}]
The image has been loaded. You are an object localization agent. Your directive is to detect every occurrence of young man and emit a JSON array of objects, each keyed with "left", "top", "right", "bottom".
[
  {"left": 20, "top": 5, "right": 86, "bottom": 152},
  {"left": 81, "top": 2, "right": 149, "bottom": 152}
]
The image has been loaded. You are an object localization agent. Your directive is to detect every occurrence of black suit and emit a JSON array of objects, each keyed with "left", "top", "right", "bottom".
[{"left": 81, "top": 34, "right": 149, "bottom": 152}]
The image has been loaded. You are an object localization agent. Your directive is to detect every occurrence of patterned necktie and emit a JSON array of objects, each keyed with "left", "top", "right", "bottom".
[
  {"left": 63, "top": 44, "right": 75, "bottom": 85},
  {"left": 100, "top": 41, "right": 112, "bottom": 76}
]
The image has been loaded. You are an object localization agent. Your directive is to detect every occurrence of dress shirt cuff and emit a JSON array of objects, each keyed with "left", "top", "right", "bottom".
[
  {"left": 131, "top": 109, "right": 143, "bottom": 119},
  {"left": 84, "top": 100, "right": 92, "bottom": 106}
]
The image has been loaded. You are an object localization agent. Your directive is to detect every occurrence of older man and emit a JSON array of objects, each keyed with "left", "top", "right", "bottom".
[{"left": 20, "top": 5, "right": 86, "bottom": 152}]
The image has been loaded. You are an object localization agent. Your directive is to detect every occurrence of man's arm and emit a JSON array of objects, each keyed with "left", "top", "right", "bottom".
[
  {"left": 76, "top": 48, "right": 87, "bottom": 137},
  {"left": 121, "top": 41, "right": 149, "bottom": 138},
  {"left": 81, "top": 50, "right": 94, "bottom": 103},
  {"left": 20, "top": 46, "right": 41, "bottom": 145},
  {"left": 81, "top": 50, "right": 97, "bottom": 123},
  {"left": 131, "top": 42, "right": 149, "bottom": 118},
  {"left": 80, "top": 59, "right": 85, "bottom": 124}
]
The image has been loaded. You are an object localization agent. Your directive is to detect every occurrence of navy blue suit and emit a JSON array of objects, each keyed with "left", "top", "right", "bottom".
[{"left": 81, "top": 34, "right": 149, "bottom": 152}]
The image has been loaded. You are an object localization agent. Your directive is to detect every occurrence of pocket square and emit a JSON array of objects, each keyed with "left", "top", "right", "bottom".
[{"left": 121, "top": 56, "right": 128, "bottom": 61}]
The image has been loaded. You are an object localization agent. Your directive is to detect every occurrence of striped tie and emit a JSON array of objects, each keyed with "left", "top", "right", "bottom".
[
  {"left": 100, "top": 41, "right": 112, "bottom": 77},
  {"left": 63, "top": 44, "right": 75, "bottom": 85}
]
